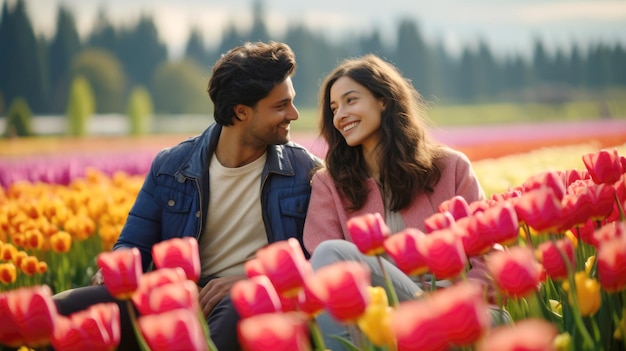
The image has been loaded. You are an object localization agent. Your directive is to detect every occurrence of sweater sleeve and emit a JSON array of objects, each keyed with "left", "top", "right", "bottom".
[
  {"left": 303, "top": 170, "right": 347, "bottom": 255},
  {"left": 450, "top": 148, "right": 486, "bottom": 203}
]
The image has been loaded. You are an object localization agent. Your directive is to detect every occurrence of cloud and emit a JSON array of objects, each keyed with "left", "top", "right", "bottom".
[{"left": 517, "top": 1, "right": 626, "bottom": 23}]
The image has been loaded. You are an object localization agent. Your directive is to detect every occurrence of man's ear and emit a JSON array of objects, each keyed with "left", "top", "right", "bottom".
[{"left": 234, "top": 104, "right": 250, "bottom": 121}]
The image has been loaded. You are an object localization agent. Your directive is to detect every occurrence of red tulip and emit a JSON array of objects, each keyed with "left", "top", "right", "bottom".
[
  {"left": 514, "top": 187, "right": 563, "bottom": 234},
  {"left": 558, "top": 192, "right": 593, "bottom": 232},
  {"left": 438, "top": 195, "right": 471, "bottom": 220},
  {"left": 244, "top": 258, "right": 266, "bottom": 278},
  {"left": 51, "top": 302, "right": 121, "bottom": 351},
  {"left": 583, "top": 148, "right": 623, "bottom": 185},
  {"left": 491, "top": 188, "right": 523, "bottom": 202},
  {"left": 231, "top": 275, "right": 282, "bottom": 319},
  {"left": 152, "top": 237, "right": 201, "bottom": 282},
  {"left": 475, "top": 202, "right": 519, "bottom": 247},
  {"left": 419, "top": 228, "right": 468, "bottom": 280},
  {"left": 390, "top": 299, "right": 448, "bottom": 351},
  {"left": 384, "top": 227, "right": 429, "bottom": 276},
  {"left": 256, "top": 238, "right": 313, "bottom": 298},
  {"left": 596, "top": 224, "right": 626, "bottom": 292},
  {"left": 1, "top": 285, "right": 58, "bottom": 348},
  {"left": 452, "top": 216, "right": 493, "bottom": 256},
  {"left": 138, "top": 308, "right": 208, "bottom": 351},
  {"left": 522, "top": 171, "right": 566, "bottom": 201},
  {"left": 296, "top": 279, "right": 325, "bottom": 318},
  {"left": 537, "top": 238, "right": 575, "bottom": 280},
  {"left": 238, "top": 311, "right": 311, "bottom": 351},
  {"left": 477, "top": 318, "right": 558, "bottom": 351},
  {"left": 423, "top": 211, "right": 455, "bottom": 233},
  {"left": 586, "top": 183, "right": 616, "bottom": 221},
  {"left": 307, "top": 261, "right": 371, "bottom": 323},
  {"left": 347, "top": 212, "right": 391, "bottom": 255},
  {"left": 132, "top": 267, "right": 188, "bottom": 312},
  {"left": 487, "top": 246, "right": 542, "bottom": 298},
  {"left": 134, "top": 280, "right": 200, "bottom": 316},
  {"left": 97, "top": 247, "right": 143, "bottom": 299},
  {"left": 432, "top": 281, "right": 491, "bottom": 346}
]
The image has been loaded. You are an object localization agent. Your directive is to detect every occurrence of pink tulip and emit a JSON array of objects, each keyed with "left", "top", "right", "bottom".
[
  {"left": 391, "top": 299, "right": 448, "bottom": 351},
  {"left": 51, "top": 302, "right": 121, "bottom": 351},
  {"left": 558, "top": 192, "right": 593, "bottom": 232},
  {"left": 296, "top": 279, "right": 325, "bottom": 317},
  {"left": 256, "top": 238, "right": 313, "bottom": 298},
  {"left": 432, "top": 281, "right": 491, "bottom": 346},
  {"left": 244, "top": 258, "right": 266, "bottom": 278},
  {"left": 475, "top": 202, "right": 519, "bottom": 247},
  {"left": 238, "top": 311, "right": 311, "bottom": 351},
  {"left": 97, "top": 247, "right": 143, "bottom": 299},
  {"left": 596, "top": 224, "right": 626, "bottom": 292},
  {"left": 231, "top": 275, "right": 282, "bottom": 319},
  {"left": 346, "top": 212, "right": 391, "bottom": 255},
  {"left": 134, "top": 280, "right": 200, "bottom": 316},
  {"left": 522, "top": 171, "right": 566, "bottom": 201},
  {"left": 514, "top": 187, "right": 563, "bottom": 234},
  {"left": 586, "top": 183, "right": 617, "bottom": 221},
  {"left": 132, "top": 267, "right": 188, "bottom": 312},
  {"left": 419, "top": 228, "right": 468, "bottom": 280},
  {"left": 423, "top": 211, "right": 455, "bottom": 233},
  {"left": 139, "top": 308, "right": 208, "bottom": 351},
  {"left": 477, "top": 318, "right": 558, "bottom": 351},
  {"left": 384, "top": 227, "right": 429, "bottom": 276},
  {"left": 152, "top": 237, "right": 201, "bottom": 282},
  {"left": 487, "top": 246, "right": 542, "bottom": 298},
  {"left": 452, "top": 216, "right": 493, "bottom": 256},
  {"left": 1, "top": 285, "right": 58, "bottom": 348},
  {"left": 307, "top": 261, "right": 371, "bottom": 323},
  {"left": 537, "top": 238, "right": 575, "bottom": 280},
  {"left": 583, "top": 148, "right": 623, "bottom": 185},
  {"left": 438, "top": 195, "right": 471, "bottom": 220}
]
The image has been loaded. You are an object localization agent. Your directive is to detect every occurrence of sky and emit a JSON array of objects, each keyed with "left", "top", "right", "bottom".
[{"left": 5, "top": 0, "right": 626, "bottom": 59}]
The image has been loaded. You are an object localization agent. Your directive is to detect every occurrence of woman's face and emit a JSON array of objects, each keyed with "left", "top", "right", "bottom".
[{"left": 329, "top": 76, "right": 385, "bottom": 153}]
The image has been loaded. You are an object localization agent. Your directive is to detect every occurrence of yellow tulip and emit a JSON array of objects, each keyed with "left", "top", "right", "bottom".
[
  {"left": 0, "top": 262, "right": 17, "bottom": 284},
  {"left": 357, "top": 286, "right": 396, "bottom": 348},
  {"left": 562, "top": 271, "right": 601, "bottom": 316}
]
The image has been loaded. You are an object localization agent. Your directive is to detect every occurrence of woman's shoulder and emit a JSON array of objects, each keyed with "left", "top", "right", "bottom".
[{"left": 438, "top": 146, "right": 472, "bottom": 164}]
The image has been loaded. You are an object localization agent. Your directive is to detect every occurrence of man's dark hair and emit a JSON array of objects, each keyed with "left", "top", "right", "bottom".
[{"left": 207, "top": 41, "right": 297, "bottom": 126}]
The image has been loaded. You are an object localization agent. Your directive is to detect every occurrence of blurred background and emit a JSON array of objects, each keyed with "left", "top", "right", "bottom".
[{"left": 0, "top": 0, "right": 625, "bottom": 136}]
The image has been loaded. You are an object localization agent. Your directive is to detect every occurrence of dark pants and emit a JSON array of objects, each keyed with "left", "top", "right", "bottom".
[{"left": 52, "top": 285, "right": 241, "bottom": 351}]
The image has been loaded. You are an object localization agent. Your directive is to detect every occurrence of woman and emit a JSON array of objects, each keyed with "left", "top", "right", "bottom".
[{"left": 303, "top": 54, "right": 499, "bottom": 350}]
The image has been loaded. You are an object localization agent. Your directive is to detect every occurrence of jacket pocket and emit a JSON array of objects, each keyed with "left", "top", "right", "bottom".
[
  {"left": 279, "top": 193, "right": 309, "bottom": 218},
  {"left": 155, "top": 187, "right": 193, "bottom": 213}
]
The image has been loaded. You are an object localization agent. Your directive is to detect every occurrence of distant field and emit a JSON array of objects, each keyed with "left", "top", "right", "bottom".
[{"left": 291, "top": 97, "right": 626, "bottom": 133}]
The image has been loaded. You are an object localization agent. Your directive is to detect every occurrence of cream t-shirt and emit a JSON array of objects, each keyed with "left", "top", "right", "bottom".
[{"left": 199, "top": 152, "right": 268, "bottom": 277}]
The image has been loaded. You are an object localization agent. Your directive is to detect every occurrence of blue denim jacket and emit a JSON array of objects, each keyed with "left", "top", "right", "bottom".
[{"left": 114, "top": 123, "right": 322, "bottom": 271}]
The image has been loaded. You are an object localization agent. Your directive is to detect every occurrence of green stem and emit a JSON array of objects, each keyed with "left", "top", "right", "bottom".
[
  {"left": 615, "top": 192, "right": 626, "bottom": 221},
  {"left": 309, "top": 317, "right": 327, "bottom": 351},
  {"left": 376, "top": 255, "right": 399, "bottom": 307},
  {"left": 197, "top": 310, "right": 219, "bottom": 351},
  {"left": 126, "top": 300, "right": 151, "bottom": 351},
  {"left": 521, "top": 224, "right": 534, "bottom": 251}
]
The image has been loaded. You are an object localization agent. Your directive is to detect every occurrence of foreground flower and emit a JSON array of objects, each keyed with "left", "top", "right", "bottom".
[
  {"left": 97, "top": 247, "right": 143, "bottom": 299},
  {"left": 596, "top": 223, "right": 626, "bottom": 292},
  {"left": 390, "top": 299, "right": 448, "bottom": 351},
  {"left": 138, "top": 308, "right": 208, "bottom": 351},
  {"left": 562, "top": 271, "right": 601, "bottom": 317},
  {"left": 307, "top": 261, "right": 371, "bottom": 323},
  {"left": 347, "top": 212, "right": 391, "bottom": 256},
  {"left": 231, "top": 275, "right": 282, "bottom": 319},
  {"left": 419, "top": 228, "right": 467, "bottom": 280},
  {"left": 384, "top": 227, "right": 429, "bottom": 276},
  {"left": 357, "top": 286, "right": 395, "bottom": 348},
  {"left": 477, "top": 318, "right": 558, "bottom": 351},
  {"left": 51, "top": 302, "right": 121, "bottom": 351},
  {"left": 256, "top": 238, "right": 312, "bottom": 298},
  {"left": 582, "top": 148, "right": 623, "bottom": 185},
  {"left": 238, "top": 311, "right": 311, "bottom": 351},
  {"left": 487, "top": 246, "right": 542, "bottom": 298},
  {"left": 0, "top": 285, "right": 58, "bottom": 348},
  {"left": 152, "top": 237, "right": 201, "bottom": 282},
  {"left": 537, "top": 238, "right": 576, "bottom": 281},
  {"left": 134, "top": 280, "right": 200, "bottom": 316},
  {"left": 132, "top": 267, "right": 188, "bottom": 312}
]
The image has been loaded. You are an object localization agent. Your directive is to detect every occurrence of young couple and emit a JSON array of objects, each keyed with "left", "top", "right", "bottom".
[{"left": 54, "top": 41, "right": 491, "bottom": 351}]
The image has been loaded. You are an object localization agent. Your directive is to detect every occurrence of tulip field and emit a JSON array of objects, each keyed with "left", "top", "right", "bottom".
[{"left": 1, "top": 130, "right": 626, "bottom": 350}]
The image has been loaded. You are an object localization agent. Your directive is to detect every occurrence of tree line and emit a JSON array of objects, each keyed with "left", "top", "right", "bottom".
[{"left": 1, "top": 0, "right": 625, "bottom": 118}]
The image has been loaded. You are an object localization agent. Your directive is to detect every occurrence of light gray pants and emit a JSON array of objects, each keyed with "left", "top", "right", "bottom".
[{"left": 309, "top": 240, "right": 423, "bottom": 351}]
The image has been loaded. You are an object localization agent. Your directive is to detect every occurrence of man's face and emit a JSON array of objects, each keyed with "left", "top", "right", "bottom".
[{"left": 246, "top": 77, "right": 299, "bottom": 146}]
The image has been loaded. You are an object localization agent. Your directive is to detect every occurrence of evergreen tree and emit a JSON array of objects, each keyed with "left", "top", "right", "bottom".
[
  {"left": 87, "top": 8, "right": 118, "bottom": 54},
  {"left": 66, "top": 75, "right": 95, "bottom": 137},
  {"left": 249, "top": 0, "right": 270, "bottom": 42},
  {"left": 0, "top": 0, "right": 47, "bottom": 112},
  {"left": 185, "top": 27, "right": 209, "bottom": 66},
  {"left": 392, "top": 19, "right": 435, "bottom": 98},
  {"left": 126, "top": 86, "right": 153, "bottom": 135},
  {"left": 4, "top": 97, "right": 33, "bottom": 138},
  {"left": 47, "top": 5, "right": 81, "bottom": 113}
]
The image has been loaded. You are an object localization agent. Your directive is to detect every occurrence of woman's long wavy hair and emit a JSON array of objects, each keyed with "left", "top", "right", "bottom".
[{"left": 319, "top": 54, "right": 444, "bottom": 212}]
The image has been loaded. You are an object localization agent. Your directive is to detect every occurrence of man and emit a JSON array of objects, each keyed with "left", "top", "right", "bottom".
[{"left": 54, "top": 41, "right": 322, "bottom": 350}]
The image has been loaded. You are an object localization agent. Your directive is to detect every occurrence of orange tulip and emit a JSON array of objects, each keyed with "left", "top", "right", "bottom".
[
  {"left": 50, "top": 230, "right": 72, "bottom": 253},
  {"left": 20, "top": 255, "right": 39, "bottom": 276},
  {"left": 0, "top": 262, "right": 17, "bottom": 284}
]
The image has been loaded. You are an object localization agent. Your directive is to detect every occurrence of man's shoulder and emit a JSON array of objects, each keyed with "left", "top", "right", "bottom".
[{"left": 280, "top": 141, "right": 323, "bottom": 166}]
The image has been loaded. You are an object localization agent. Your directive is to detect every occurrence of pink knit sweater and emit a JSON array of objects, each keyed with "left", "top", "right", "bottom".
[{"left": 303, "top": 147, "right": 485, "bottom": 253}]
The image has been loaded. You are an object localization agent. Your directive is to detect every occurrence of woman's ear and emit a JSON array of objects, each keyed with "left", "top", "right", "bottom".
[
  {"left": 234, "top": 104, "right": 250, "bottom": 121},
  {"left": 378, "top": 98, "right": 386, "bottom": 111}
]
